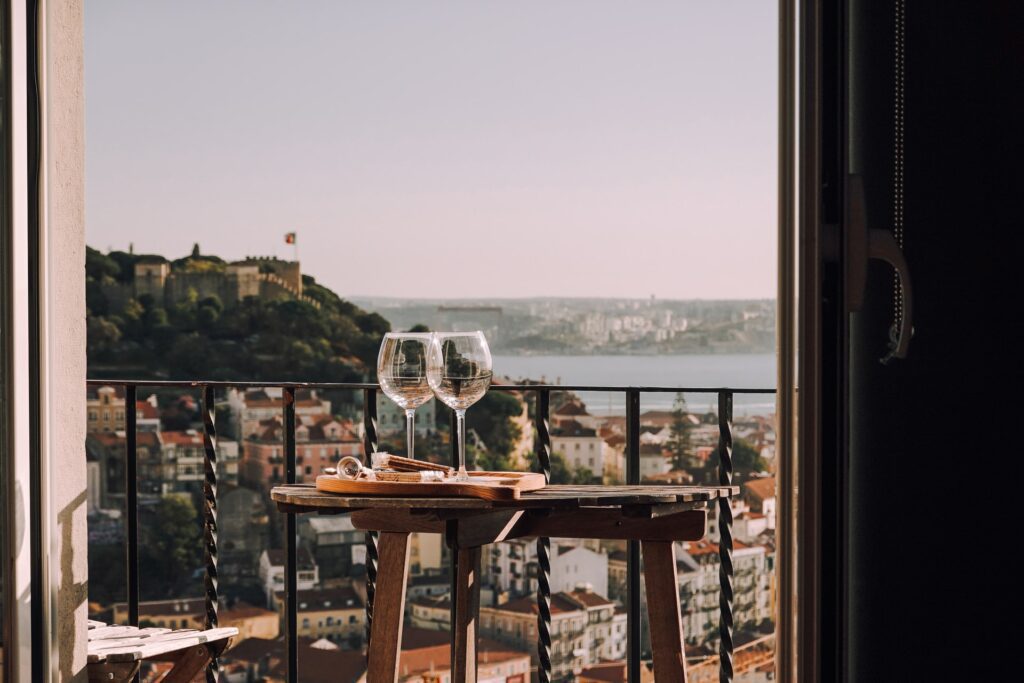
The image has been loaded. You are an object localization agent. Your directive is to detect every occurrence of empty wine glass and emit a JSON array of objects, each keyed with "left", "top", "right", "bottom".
[
  {"left": 427, "top": 331, "right": 492, "bottom": 482},
  {"left": 377, "top": 332, "right": 434, "bottom": 459}
]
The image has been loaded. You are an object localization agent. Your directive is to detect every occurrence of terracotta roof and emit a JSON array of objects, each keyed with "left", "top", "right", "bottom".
[
  {"left": 684, "top": 539, "right": 751, "bottom": 558},
  {"left": 565, "top": 589, "right": 614, "bottom": 608},
  {"left": 265, "top": 641, "right": 365, "bottom": 683},
  {"left": 496, "top": 592, "right": 583, "bottom": 616},
  {"left": 742, "top": 476, "right": 776, "bottom": 501},
  {"left": 88, "top": 432, "right": 125, "bottom": 448},
  {"left": 579, "top": 661, "right": 627, "bottom": 682},
  {"left": 136, "top": 400, "right": 160, "bottom": 420},
  {"left": 136, "top": 431, "right": 161, "bottom": 449},
  {"left": 160, "top": 430, "right": 204, "bottom": 446},
  {"left": 639, "top": 443, "right": 666, "bottom": 456},
  {"left": 275, "top": 586, "right": 363, "bottom": 612},
  {"left": 552, "top": 420, "right": 598, "bottom": 438},
  {"left": 554, "top": 400, "right": 589, "bottom": 416}
]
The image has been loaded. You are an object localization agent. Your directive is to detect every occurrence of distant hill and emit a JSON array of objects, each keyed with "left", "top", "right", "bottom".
[{"left": 86, "top": 246, "right": 390, "bottom": 381}]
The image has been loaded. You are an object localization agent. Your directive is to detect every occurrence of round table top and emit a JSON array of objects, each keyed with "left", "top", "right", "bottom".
[{"left": 271, "top": 483, "right": 739, "bottom": 512}]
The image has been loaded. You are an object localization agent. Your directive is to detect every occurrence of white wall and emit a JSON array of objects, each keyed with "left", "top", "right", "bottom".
[
  {"left": 47, "top": 0, "right": 88, "bottom": 679},
  {"left": 550, "top": 546, "right": 608, "bottom": 597}
]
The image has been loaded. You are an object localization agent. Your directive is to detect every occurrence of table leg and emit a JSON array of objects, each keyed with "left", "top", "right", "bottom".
[
  {"left": 367, "top": 531, "right": 411, "bottom": 683},
  {"left": 452, "top": 546, "right": 482, "bottom": 683},
  {"left": 642, "top": 540, "right": 688, "bottom": 682}
]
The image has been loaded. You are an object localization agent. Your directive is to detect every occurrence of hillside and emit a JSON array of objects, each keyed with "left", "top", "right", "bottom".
[{"left": 86, "top": 246, "right": 389, "bottom": 381}]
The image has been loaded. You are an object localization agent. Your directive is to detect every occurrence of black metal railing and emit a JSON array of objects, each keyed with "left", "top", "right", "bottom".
[{"left": 86, "top": 379, "right": 775, "bottom": 683}]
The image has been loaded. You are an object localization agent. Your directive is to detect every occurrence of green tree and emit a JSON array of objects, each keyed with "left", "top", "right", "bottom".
[
  {"left": 526, "top": 450, "right": 571, "bottom": 484},
  {"left": 666, "top": 393, "right": 694, "bottom": 470},
  {"left": 466, "top": 392, "right": 523, "bottom": 462},
  {"left": 729, "top": 438, "right": 768, "bottom": 473},
  {"left": 571, "top": 465, "right": 596, "bottom": 484},
  {"left": 138, "top": 496, "right": 202, "bottom": 600},
  {"left": 85, "top": 246, "right": 120, "bottom": 281}
]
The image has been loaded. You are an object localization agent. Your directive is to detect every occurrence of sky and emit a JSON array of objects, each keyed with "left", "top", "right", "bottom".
[{"left": 86, "top": 1, "right": 777, "bottom": 300}]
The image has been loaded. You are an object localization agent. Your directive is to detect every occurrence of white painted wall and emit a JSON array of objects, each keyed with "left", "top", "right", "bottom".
[
  {"left": 549, "top": 545, "right": 608, "bottom": 597},
  {"left": 47, "top": 0, "right": 88, "bottom": 679}
]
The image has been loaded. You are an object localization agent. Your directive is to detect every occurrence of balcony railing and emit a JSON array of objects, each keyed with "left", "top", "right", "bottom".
[{"left": 86, "top": 379, "right": 775, "bottom": 683}]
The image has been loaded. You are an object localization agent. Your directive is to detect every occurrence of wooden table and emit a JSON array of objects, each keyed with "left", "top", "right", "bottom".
[{"left": 272, "top": 484, "right": 737, "bottom": 683}]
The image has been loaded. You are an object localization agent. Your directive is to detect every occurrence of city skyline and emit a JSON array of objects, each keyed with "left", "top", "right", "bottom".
[{"left": 86, "top": 1, "right": 777, "bottom": 300}]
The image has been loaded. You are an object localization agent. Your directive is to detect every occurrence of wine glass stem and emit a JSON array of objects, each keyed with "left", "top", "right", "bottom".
[
  {"left": 405, "top": 409, "right": 416, "bottom": 459},
  {"left": 456, "top": 409, "right": 468, "bottom": 480}
]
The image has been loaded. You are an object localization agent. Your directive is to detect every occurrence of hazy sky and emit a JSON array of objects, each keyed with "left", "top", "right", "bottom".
[{"left": 86, "top": 1, "right": 776, "bottom": 299}]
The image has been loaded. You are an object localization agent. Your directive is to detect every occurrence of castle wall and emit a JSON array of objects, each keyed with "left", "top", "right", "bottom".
[{"left": 95, "top": 258, "right": 310, "bottom": 313}]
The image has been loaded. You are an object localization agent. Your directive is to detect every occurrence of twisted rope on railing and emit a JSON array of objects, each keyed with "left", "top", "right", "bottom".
[
  {"left": 718, "top": 391, "right": 734, "bottom": 683},
  {"left": 362, "top": 388, "right": 379, "bottom": 649},
  {"left": 201, "top": 385, "right": 220, "bottom": 682},
  {"left": 534, "top": 390, "right": 553, "bottom": 682}
]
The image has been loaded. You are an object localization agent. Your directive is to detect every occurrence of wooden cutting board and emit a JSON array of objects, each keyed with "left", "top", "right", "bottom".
[{"left": 315, "top": 471, "right": 546, "bottom": 501}]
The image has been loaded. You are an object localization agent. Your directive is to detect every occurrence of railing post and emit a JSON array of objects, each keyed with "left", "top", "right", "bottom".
[
  {"left": 124, "top": 384, "right": 142, "bottom": 681},
  {"left": 717, "top": 391, "right": 734, "bottom": 683},
  {"left": 124, "top": 385, "right": 139, "bottom": 633},
  {"left": 362, "top": 387, "right": 379, "bottom": 651},
  {"left": 534, "top": 389, "right": 552, "bottom": 683},
  {"left": 201, "top": 385, "right": 220, "bottom": 682},
  {"left": 625, "top": 389, "right": 641, "bottom": 683},
  {"left": 282, "top": 386, "right": 298, "bottom": 683}
]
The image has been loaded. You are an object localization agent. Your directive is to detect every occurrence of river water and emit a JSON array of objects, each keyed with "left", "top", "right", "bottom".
[{"left": 492, "top": 353, "right": 776, "bottom": 416}]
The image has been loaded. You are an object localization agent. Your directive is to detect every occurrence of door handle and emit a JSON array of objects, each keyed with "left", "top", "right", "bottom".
[{"left": 846, "top": 174, "right": 913, "bottom": 363}]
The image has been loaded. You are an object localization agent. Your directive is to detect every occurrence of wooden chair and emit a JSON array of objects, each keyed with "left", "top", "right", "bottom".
[{"left": 87, "top": 620, "right": 237, "bottom": 683}]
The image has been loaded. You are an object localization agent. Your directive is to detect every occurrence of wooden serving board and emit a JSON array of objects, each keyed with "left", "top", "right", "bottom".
[{"left": 315, "top": 471, "right": 546, "bottom": 501}]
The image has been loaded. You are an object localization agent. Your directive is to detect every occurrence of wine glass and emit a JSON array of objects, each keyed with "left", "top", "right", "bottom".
[
  {"left": 377, "top": 332, "right": 434, "bottom": 459},
  {"left": 428, "top": 331, "right": 492, "bottom": 482}
]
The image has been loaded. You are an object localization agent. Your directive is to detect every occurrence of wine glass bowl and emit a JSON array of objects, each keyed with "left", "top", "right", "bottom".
[
  {"left": 427, "top": 331, "right": 492, "bottom": 481},
  {"left": 377, "top": 332, "right": 434, "bottom": 458}
]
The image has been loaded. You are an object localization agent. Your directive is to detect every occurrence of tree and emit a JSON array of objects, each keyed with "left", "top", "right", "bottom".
[
  {"left": 465, "top": 392, "right": 523, "bottom": 463},
  {"left": 666, "top": 393, "right": 694, "bottom": 470},
  {"left": 86, "top": 245, "right": 393, "bottom": 382},
  {"left": 571, "top": 465, "right": 596, "bottom": 484},
  {"left": 85, "top": 246, "right": 121, "bottom": 281},
  {"left": 729, "top": 438, "right": 768, "bottom": 474},
  {"left": 525, "top": 450, "right": 571, "bottom": 484},
  {"left": 138, "top": 496, "right": 202, "bottom": 600},
  {"left": 408, "top": 324, "right": 430, "bottom": 333}
]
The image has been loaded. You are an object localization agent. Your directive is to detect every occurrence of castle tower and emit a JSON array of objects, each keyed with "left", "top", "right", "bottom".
[{"left": 133, "top": 259, "right": 169, "bottom": 301}]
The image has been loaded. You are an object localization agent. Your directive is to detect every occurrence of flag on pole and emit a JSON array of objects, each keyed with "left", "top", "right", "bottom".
[{"left": 284, "top": 232, "right": 297, "bottom": 244}]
